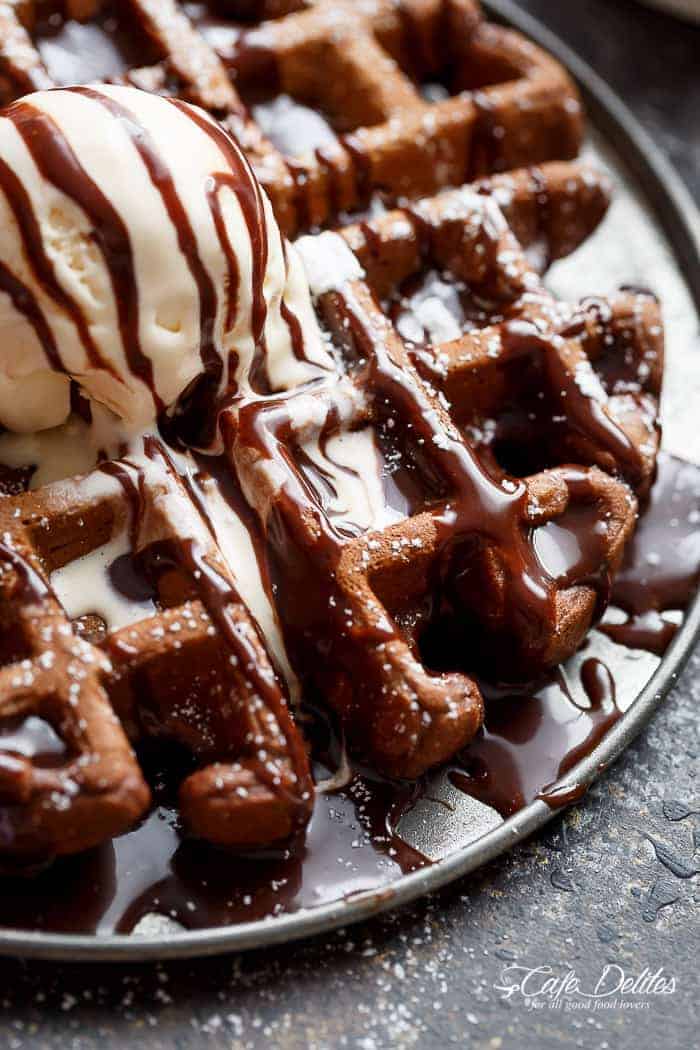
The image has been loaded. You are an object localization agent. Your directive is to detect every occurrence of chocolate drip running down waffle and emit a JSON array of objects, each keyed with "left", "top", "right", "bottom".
[
  {"left": 0, "top": 0, "right": 583, "bottom": 235},
  {"left": 238, "top": 164, "right": 660, "bottom": 778},
  {"left": 0, "top": 154, "right": 663, "bottom": 867}
]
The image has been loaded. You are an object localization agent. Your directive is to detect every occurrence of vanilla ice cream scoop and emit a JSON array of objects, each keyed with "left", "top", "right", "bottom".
[{"left": 0, "top": 85, "right": 327, "bottom": 436}]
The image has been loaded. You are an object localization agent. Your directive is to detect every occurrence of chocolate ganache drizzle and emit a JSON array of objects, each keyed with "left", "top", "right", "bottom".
[
  {"left": 8, "top": 100, "right": 158, "bottom": 396},
  {"left": 0, "top": 449, "right": 696, "bottom": 935}
]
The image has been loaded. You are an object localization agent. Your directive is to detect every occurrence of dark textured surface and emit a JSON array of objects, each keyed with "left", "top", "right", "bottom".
[
  {"left": 1, "top": 3, "right": 699, "bottom": 1047},
  {"left": 519, "top": 0, "right": 700, "bottom": 196}
]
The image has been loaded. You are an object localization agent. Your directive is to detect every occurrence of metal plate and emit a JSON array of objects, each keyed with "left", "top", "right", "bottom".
[{"left": 1, "top": 0, "right": 699, "bottom": 960}]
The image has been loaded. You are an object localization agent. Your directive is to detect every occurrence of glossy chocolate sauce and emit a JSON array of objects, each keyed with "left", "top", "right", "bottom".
[
  {"left": 0, "top": 215, "right": 692, "bottom": 935},
  {"left": 78, "top": 89, "right": 224, "bottom": 387},
  {"left": 6, "top": 100, "right": 157, "bottom": 396},
  {"left": 452, "top": 452, "right": 700, "bottom": 815},
  {"left": 0, "top": 87, "right": 319, "bottom": 458},
  {"left": 0, "top": 183, "right": 693, "bottom": 936},
  {"left": 0, "top": 713, "right": 424, "bottom": 935},
  {"left": 600, "top": 453, "right": 700, "bottom": 653},
  {"left": 451, "top": 654, "right": 620, "bottom": 816},
  {"left": 98, "top": 437, "right": 314, "bottom": 836}
]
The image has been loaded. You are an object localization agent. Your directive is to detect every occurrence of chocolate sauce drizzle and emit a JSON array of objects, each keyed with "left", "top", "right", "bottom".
[
  {"left": 98, "top": 436, "right": 311, "bottom": 821},
  {"left": 0, "top": 88, "right": 315, "bottom": 453},
  {"left": 452, "top": 453, "right": 700, "bottom": 816},
  {"left": 0, "top": 725, "right": 424, "bottom": 936},
  {"left": 175, "top": 100, "right": 272, "bottom": 403},
  {"left": 501, "top": 319, "right": 643, "bottom": 485},
  {"left": 601, "top": 453, "right": 700, "bottom": 653},
  {"left": 451, "top": 655, "right": 620, "bottom": 817},
  {"left": 7, "top": 100, "right": 157, "bottom": 398},
  {"left": 268, "top": 275, "right": 615, "bottom": 682},
  {"left": 77, "top": 89, "right": 223, "bottom": 384},
  {"left": 0, "top": 259, "right": 63, "bottom": 373}
]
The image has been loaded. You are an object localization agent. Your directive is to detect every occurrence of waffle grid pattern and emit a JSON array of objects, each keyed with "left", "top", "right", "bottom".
[
  {"left": 0, "top": 0, "right": 583, "bottom": 234},
  {"left": 0, "top": 1, "right": 665, "bottom": 865}
]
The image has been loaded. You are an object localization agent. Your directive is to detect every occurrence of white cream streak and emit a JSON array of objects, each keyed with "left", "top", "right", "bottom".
[
  {"left": 302, "top": 427, "right": 404, "bottom": 534},
  {"left": 0, "top": 403, "right": 146, "bottom": 488},
  {"left": 186, "top": 466, "right": 299, "bottom": 699},
  {"left": 123, "top": 444, "right": 299, "bottom": 697},
  {"left": 51, "top": 529, "right": 156, "bottom": 632},
  {"left": 27, "top": 431, "right": 299, "bottom": 696},
  {"left": 48, "top": 469, "right": 151, "bottom": 631}
]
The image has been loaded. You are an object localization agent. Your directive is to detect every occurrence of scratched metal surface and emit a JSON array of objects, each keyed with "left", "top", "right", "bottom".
[{"left": 0, "top": 0, "right": 698, "bottom": 1044}]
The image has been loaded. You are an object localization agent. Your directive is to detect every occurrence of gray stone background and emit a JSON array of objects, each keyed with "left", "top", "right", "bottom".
[{"left": 1, "top": 2, "right": 698, "bottom": 1047}]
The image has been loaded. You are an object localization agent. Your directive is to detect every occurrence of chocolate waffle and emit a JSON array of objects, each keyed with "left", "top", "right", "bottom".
[
  {"left": 0, "top": 437, "right": 314, "bottom": 864},
  {"left": 0, "top": 0, "right": 583, "bottom": 235},
  {"left": 227, "top": 162, "right": 661, "bottom": 778},
  {"left": 0, "top": 153, "right": 664, "bottom": 867},
  {"left": 0, "top": 0, "right": 667, "bottom": 875}
]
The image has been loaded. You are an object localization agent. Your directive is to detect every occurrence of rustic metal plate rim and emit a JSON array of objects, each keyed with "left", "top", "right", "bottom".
[{"left": 1, "top": 0, "right": 699, "bottom": 961}]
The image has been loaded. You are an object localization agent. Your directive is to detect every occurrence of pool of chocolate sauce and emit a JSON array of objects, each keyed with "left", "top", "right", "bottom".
[
  {"left": 451, "top": 655, "right": 620, "bottom": 816},
  {"left": 0, "top": 452, "right": 696, "bottom": 935},
  {"left": 600, "top": 455, "right": 700, "bottom": 653},
  {"left": 0, "top": 713, "right": 425, "bottom": 935}
]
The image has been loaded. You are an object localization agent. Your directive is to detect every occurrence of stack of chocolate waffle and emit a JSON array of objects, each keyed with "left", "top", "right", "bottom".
[{"left": 0, "top": 1, "right": 664, "bottom": 874}]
